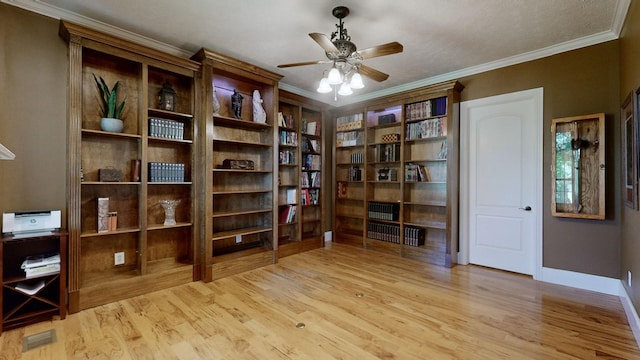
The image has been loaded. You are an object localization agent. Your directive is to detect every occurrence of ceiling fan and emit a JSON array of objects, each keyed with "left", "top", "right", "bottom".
[{"left": 277, "top": 6, "right": 403, "bottom": 92}]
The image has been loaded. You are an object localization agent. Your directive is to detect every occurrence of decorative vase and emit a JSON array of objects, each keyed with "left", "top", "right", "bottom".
[
  {"left": 159, "top": 200, "right": 181, "bottom": 226},
  {"left": 100, "top": 117, "right": 124, "bottom": 133}
]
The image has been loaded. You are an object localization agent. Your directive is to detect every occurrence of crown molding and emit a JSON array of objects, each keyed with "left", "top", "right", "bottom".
[
  {"left": 1, "top": 0, "right": 191, "bottom": 58},
  {"left": 3, "top": 0, "right": 629, "bottom": 107},
  {"left": 337, "top": 29, "right": 620, "bottom": 106}
]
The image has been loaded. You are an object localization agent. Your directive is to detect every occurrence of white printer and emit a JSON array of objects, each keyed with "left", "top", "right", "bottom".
[{"left": 2, "top": 209, "right": 61, "bottom": 238}]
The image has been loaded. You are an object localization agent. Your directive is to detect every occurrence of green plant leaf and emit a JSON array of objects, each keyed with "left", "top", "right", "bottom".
[{"left": 93, "top": 73, "right": 125, "bottom": 119}]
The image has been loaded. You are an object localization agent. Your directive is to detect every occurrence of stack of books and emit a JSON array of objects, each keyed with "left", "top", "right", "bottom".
[{"left": 21, "top": 253, "right": 60, "bottom": 278}]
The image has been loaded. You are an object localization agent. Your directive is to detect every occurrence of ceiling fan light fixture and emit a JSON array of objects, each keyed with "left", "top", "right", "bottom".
[
  {"left": 338, "top": 82, "right": 353, "bottom": 96},
  {"left": 350, "top": 72, "right": 364, "bottom": 89},
  {"left": 317, "top": 77, "right": 332, "bottom": 93},
  {"left": 327, "top": 67, "right": 343, "bottom": 85}
]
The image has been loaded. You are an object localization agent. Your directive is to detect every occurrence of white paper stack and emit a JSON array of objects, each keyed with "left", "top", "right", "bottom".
[{"left": 21, "top": 253, "right": 61, "bottom": 278}]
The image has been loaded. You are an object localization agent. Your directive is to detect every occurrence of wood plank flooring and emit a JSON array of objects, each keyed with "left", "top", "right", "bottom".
[{"left": 1, "top": 243, "right": 639, "bottom": 359}]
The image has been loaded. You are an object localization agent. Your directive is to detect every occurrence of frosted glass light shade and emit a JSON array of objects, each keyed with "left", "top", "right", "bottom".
[
  {"left": 327, "top": 67, "right": 342, "bottom": 85},
  {"left": 338, "top": 82, "right": 353, "bottom": 96},
  {"left": 317, "top": 78, "right": 332, "bottom": 93},
  {"left": 350, "top": 72, "right": 364, "bottom": 89},
  {"left": 0, "top": 143, "right": 15, "bottom": 160}
]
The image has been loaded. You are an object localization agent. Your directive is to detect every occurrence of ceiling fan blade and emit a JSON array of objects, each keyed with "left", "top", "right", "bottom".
[
  {"left": 357, "top": 42, "right": 403, "bottom": 59},
  {"left": 277, "top": 60, "right": 330, "bottom": 68},
  {"left": 309, "top": 32, "right": 339, "bottom": 53},
  {"left": 359, "top": 64, "right": 389, "bottom": 82}
]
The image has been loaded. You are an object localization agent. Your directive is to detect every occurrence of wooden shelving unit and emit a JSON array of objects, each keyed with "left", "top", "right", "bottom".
[
  {"left": 333, "top": 110, "right": 366, "bottom": 246},
  {"left": 1, "top": 232, "right": 67, "bottom": 333},
  {"left": 277, "top": 91, "right": 326, "bottom": 259},
  {"left": 60, "top": 21, "right": 200, "bottom": 312},
  {"left": 332, "top": 80, "right": 463, "bottom": 267},
  {"left": 192, "top": 48, "right": 282, "bottom": 281}
]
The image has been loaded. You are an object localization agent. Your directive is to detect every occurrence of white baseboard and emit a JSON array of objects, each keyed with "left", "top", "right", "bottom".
[
  {"left": 541, "top": 267, "right": 640, "bottom": 349},
  {"left": 619, "top": 282, "right": 640, "bottom": 349},
  {"left": 540, "top": 267, "right": 621, "bottom": 295}
]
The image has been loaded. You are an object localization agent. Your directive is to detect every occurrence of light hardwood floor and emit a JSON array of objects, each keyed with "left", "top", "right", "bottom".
[{"left": 1, "top": 243, "right": 639, "bottom": 359}]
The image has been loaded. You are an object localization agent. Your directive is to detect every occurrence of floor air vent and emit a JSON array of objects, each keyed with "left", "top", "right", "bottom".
[{"left": 22, "top": 329, "right": 56, "bottom": 352}]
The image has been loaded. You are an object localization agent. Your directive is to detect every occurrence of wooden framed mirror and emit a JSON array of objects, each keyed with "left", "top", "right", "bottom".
[{"left": 551, "top": 113, "right": 605, "bottom": 219}]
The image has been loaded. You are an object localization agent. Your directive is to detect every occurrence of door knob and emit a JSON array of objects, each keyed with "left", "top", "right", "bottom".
[{"left": 519, "top": 206, "right": 532, "bottom": 211}]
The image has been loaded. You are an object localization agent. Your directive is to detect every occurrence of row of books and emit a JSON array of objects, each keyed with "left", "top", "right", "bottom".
[
  {"left": 21, "top": 253, "right": 60, "bottom": 279},
  {"left": 368, "top": 221, "right": 401, "bottom": 244},
  {"left": 302, "top": 171, "right": 321, "bottom": 188},
  {"left": 404, "top": 227, "right": 426, "bottom": 247},
  {"left": 375, "top": 143, "right": 400, "bottom": 162},
  {"left": 149, "top": 118, "right": 185, "bottom": 140},
  {"left": 279, "top": 130, "right": 298, "bottom": 146},
  {"left": 278, "top": 205, "right": 297, "bottom": 224},
  {"left": 303, "top": 154, "right": 321, "bottom": 171},
  {"left": 277, "top": 112, "right": 295, "bottom": 128},
  {"left": 405, "top": 163, "right": 432, "bottom": 182},
  {"left": 349, "top": 165, "right": 363, "bottom": 181},
  {"left": 302, "top": 119, "right": 321, "bottom": 136},
  {"left": 405, "top": 97, "right": 447, "bottom": 121},
  {"left": 406, "top": 117, "right": 447, "bottom": 140},
  {"left": 366, "top": 222, "right": 427, "bottom": 247},
  {"left": 336, "top": 113, "right": 363, "bottom": 132},
  {"left": 279, "top": 149, "right": 296, "bottom": 165},
  {"left": 350, "top": 152, "right": 364, "bottom": 164},
  {"left": 336, "top": 130, "right": 364, "bottom": 147},
  {"left": 301, "top": 188, "right": 320, "bottom": 205},
  {"left": 277, "top": 114, "right": 321, "bottom": 137},
  {"left": 302, "top": 137, "right": 321, "bottom": 153},
  {"left": 368, "top": 202, "right": 400, "bottom": 221},
  {"left": 149, "top": 162, "right": 186, "bottom": 182}
]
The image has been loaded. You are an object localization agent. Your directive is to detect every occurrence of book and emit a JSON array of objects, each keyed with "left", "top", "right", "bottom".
[
  {"left": 15, "top": 280, "right": 45, "bottom": 295},
  {"left": 131, "top": 159, "right": 141, "bottom": 182},
  {"left": 337, "top": 181, "right": 348, "bottom": 198},
  {"left": 277, "top": 112, "right": 285, "bottom": 127},
  {"left": 97, "top": 197, "right": 109, "bottom": 233},
  {"left": 286, "top": 188, "right": 297, "bottom": 204},
  {"left": 25, "top": 263, "right": 60, "bottom": 278},
  {"left": 21, "top": 253, "right": 60, "bottom": 269},
  {"left": 278, "top": 205, "right": 297, "bottom": 223}
]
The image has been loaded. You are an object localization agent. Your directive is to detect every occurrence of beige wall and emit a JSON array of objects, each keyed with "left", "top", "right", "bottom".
[
  {"left": 1, "top": 4, "right": 623, "bottom": 284},
  {"left": 619, "top": 0, "right": 640, "bottom": 313},
  {"left": 0, "top": 5, "right": 67, "bottom": 224}
]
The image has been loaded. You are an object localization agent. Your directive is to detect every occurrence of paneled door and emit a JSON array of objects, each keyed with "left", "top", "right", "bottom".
[{"left": 460, "top": 88, "right": 543, "bottom": 276}]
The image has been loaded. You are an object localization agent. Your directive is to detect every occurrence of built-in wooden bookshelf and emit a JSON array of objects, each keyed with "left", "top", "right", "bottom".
[
  {"left": 277, "top": 91, "right": 326, "bottom": 258},
  {"left": 61, "top": 21, "right": 200, "bottom": 312},
  {"left": 332, "top": 81, "right": 463, "bottom": 267},
  {"left": 192, "top": 49, "right": 282, "bottom": 281},
  {"left": 333, "top": 110, "right": 366, "bottom": 246}
]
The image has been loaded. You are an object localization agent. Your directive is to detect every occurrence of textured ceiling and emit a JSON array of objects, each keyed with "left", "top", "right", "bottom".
[{"left": 3, "top": 0, "right": 629, "bottom": 105}]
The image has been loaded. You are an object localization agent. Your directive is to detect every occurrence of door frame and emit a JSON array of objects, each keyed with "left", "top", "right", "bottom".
[{"left": 459, "top": 88, "right": 543, "bottom": 280}]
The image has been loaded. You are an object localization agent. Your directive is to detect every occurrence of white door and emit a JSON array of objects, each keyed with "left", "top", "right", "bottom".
[{"left": 460, "top": 88, "right": 542, "bottom": 277}]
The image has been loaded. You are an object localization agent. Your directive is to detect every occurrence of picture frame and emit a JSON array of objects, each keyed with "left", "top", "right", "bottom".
[{"left": 622, "top": 91, "right": 638, "bottom": 209}]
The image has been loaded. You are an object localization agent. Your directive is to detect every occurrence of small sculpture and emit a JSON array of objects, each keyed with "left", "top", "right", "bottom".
[
  {"left": 253, "top": 90, "right": 267, "bottom": 123},
  {"left": 231, "top": 89, "right": 243, "bottom": 119},
  {"left": 212, "top": 79, "right": 220, "bottom": 115}
]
